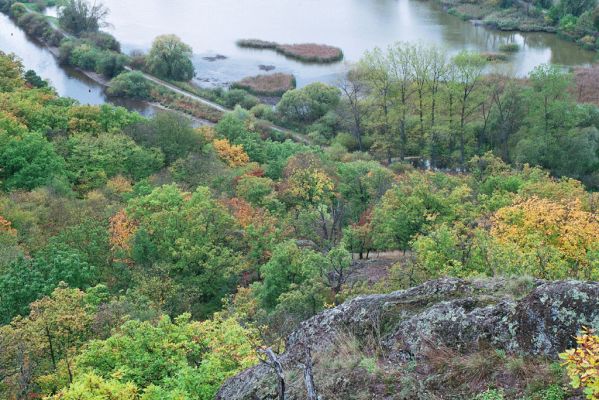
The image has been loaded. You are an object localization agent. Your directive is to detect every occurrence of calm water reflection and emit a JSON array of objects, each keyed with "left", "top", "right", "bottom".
[
  {"left": 2, "top": 0, "right": 598, "bottom": 100},
  {"left": 0, "top": 13, "right": 107, "bottom": 104},
  {"left": 100, "top": 0, "right": 597, "bottom": 86},
  {"left": 0, "top": 13, "right": 157, "bottom": 114}
]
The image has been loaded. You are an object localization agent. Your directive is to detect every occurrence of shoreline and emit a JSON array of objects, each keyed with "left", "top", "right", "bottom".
[{"left": 431, "top": 0, "right": 599, "bottom": 53}]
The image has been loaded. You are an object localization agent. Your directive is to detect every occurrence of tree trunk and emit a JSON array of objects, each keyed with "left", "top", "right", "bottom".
[
  {"left": 260, "top": 348, "right": 286, "bottom": 400},
  {"left": 302, "top": 347, "right": 320, "bottom": 400}
]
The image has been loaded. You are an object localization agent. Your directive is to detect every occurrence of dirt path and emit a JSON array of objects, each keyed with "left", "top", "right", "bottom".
[{"left": 126, "top": 67, "right": 312, "bottom": 145}]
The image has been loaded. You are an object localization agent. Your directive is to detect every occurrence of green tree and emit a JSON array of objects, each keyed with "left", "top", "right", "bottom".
[
  {"left": 146, "top": 35, "right": 195, "bottom": 81},
  {"left": 58, "top": 0, "right": 109, "bottom": 35},
  {"left": 0, "top": 131, "right": 68, "bottom": 191},
  {"left": 125, "top": 112, "right": 204, "bottom": 164},
  {"left": 0, "top": 246, "right": 97, "bottom": 324},
  {"left": 277, "top": 82, "right": 341, "bottom": 125},
  {"left": 257, "top": 240, "right": 325, "bottom": 309},
  {"left": 107, "top": 71, "right": 152, "bottom": 100}
]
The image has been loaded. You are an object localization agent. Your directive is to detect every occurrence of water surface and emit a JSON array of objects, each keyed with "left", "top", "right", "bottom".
[{"left": 100, "top": 0, "right": 598, "bottom": 86}]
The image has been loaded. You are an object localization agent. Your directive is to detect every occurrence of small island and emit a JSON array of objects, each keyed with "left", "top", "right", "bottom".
[
  {"left": 237, "top": 39, "right": 344, "bottom": 63},
  {"left": 232, "top": 73, "right": 296, "bottom": 96}
]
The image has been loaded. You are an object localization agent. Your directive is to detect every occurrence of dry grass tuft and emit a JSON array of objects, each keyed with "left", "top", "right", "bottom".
[
  {"left": 232, "top": 73, "right": 296, "bottom": 96},
  {"left": 237, "top": 39, "right": 344, "bottom": 63}
]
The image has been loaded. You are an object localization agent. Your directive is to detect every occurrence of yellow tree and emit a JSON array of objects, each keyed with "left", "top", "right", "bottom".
[
  {"left": 108, "top": 209, "right": 138, "bottom": 261},
  {"left": 491, "top": 197, "right": 599, "bottom": 279},
  {"left": 213, "top": 138, "right": 250, "bottom": 167}
]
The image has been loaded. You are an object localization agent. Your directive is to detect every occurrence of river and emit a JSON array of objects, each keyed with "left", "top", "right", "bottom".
[{"left": 0, "top": 12, "right": 155, "bottom": 113}]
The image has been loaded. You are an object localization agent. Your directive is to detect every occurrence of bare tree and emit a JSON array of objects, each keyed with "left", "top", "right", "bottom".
[
  {"left": 58, "top": 0, "right": 110, "bottom": 35},
  {"left": 388, "top": 42, "right": 415, "bottom": 160},
  {"left": 339, "top": 67, "right": 367, "bottom": 151},
  {"left": 300, "top": 347, "right": 320, "bottom": 400},
  {"left": 259, "top": 348, "right": 286, "bottom": 400}
]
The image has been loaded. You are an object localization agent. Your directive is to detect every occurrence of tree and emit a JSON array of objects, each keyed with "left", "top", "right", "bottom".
[
  {"left": 0, "top": 131, "right": 67, "bottom": 191},
  {"left": 58, "top": 0, "right": 109, "bottom": 35},
  {"left": 339, "top": 68, "right": 367, "bottom": 151},
  {"left": 64, "top": 133, "right": 164, "bottom": 191},
  {"left": 0, "top": 286, "right": 98, "bottom": 398},
  {"left": 68, "top": 313, "right": 260, "bottom": 400},
  {"left": 213, "top": 138, "right": 250, "bottom": 167},
  {"left": 450, "top": 51, "right": 486, "bottom": 166},
  {"left": 557, "top": 0, "right": 597, "bottom": 16},
  {"left": 277, "top": 82, "right": 341, "bottom": 125},
  {"left": 107, "top": 71, "right": 152, "bottom": 99},
  {"left": 0, "top": 246, "right": 97, "bottom": 324},
  {"left": 125, "top": 112, "right": 204, "bottom": 164},
  {"left": 491, "top": 197, "right": 599, "bottom": 279},
  {"left": 146, "top": 35, "right": 195, "bottom": 81},
  {"left": 257, "top": 241, "right": 325, "bottom": 309},
  {"left": 359, "top": 47, "right": 395, "bottom": 162},
  {"left": 128, "top": 185, "right": 243, "bottom": 317}
]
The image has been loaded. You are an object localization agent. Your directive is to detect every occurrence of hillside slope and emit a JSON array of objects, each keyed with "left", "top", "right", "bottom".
[{"left": 218, "top": 278, "right": 599, "bottom": 399}]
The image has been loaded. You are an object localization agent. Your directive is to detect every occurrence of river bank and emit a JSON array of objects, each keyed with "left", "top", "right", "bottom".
[{"left": 432, "top": 0, "right": 599, "bottom": 53}]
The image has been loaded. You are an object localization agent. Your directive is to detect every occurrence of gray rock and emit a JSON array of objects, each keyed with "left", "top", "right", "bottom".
[{"left": 217, "top": 278, "right": 599, "bottom": 400}]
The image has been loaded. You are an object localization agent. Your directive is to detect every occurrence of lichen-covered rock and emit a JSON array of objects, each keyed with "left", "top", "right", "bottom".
[{"left": 217, "top": 278, "right": 599, "bottom": 400}]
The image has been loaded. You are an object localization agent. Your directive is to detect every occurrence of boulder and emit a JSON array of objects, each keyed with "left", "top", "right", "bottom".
[{"left": 217, "top": 278, "right": 599, "bottom": 399}]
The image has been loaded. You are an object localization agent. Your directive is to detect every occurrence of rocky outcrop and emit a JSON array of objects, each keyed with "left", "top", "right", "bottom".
[{"left": 217, "top": 278, "right": 599, "bottom": 400}]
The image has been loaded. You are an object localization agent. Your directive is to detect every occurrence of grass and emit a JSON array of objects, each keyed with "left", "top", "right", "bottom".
[
  {"left": 232, "top": 73, "right": 296, "bottom": 96},
  {"left": 237, "top": 39, "right": 344, "bottom": 63},
  {"left": 150, "top": 86, "right": 224, "bottom": 123},
  {"left": 480, "top": 51, "right": 510, "bottom": 62},
  {"left": 499, "top": 43, "right": 521, "bottom": 52}
]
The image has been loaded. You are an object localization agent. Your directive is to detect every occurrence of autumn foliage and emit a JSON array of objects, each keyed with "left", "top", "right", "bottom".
[
  {"left": 109, "top": 209, "right": 138, "bottom": 253},
  {"left": 213, "top": 138, "right": 250, "bottom": 167},
  {"left": 491, "top": 197, "right": 599, "bottom": 279},
  {"left": 560, "top": 327, "right": 599, "bottom": 399},
  {"left": 0, "top": 216, "right": 16, "bottom": 236}
]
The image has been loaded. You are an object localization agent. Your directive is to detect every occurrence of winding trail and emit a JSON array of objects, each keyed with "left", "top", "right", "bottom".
[
  {"left": 125, "top": 67, "right": 311, "bottom": 145},
  {"left": 20, "top": 6, "right": 312, "bottom": 145}
]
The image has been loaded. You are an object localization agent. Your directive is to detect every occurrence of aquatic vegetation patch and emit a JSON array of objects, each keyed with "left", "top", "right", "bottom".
[
  {"left": 237, "top": 39, "right": 343, "bottom": 63},
  {"left": 232, "top": 73, "right": 296, "bottom": 96}
]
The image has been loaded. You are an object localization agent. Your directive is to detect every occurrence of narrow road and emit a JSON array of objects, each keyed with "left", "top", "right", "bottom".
[{"left": 125, "top": 67, "right": 311, "bottom": 145}]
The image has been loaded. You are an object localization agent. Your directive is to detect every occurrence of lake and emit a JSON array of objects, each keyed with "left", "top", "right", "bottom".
[
  {"left": 100, "top": 0, "right": 598, "bottom": 87},
  {"left": 2, "top": 0, "right": 598, "bottom": 103}
]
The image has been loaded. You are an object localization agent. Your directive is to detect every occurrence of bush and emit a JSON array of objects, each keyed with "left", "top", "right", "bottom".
[
  {"left": 498, "top": 43, "right": 520, "bottom": 52},
  {"left": 107, "top": 71, "right": 151, "bottom": 100},
  {"left": 96, "top": 52, "right": 128, "bottom": 78},
  {"left": 9, "top": 2, "right": 26, "bottom": 19},
  {"left": 223, "top": 89, "right": 259, "bottom": 109},
  {"left": 476, "top": 389, "right": 504, "bottom": 400},
  {"left": 80, "top": 31, "right": 121, "bottom": 52},
  {"left": 60, "top": 40, "right": 127, "bottom": 78}
]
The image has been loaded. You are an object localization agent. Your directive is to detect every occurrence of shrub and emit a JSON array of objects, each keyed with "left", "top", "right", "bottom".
[
  {"left": 107, "top": 71, "right": 152, "bottom": 100},
  {"left": 95, "top": 51, "right": 127, "bottom": 78},
  {"left": 80, "top": 31, "right": 121, "bottom": 52},
  {"left": 222, "top": 88, "right": 259, "bottom": 109},
  {"left": 560, "top": 327, "right": 599, "bottom": 399},
  {"left": 9, "top": 2, "right": 26, "bottom": 19},
  {"left": 559, "top": 14, "right": 579, "bottom": 32},
  {"left": 498, "top": 43, "right": 521, "bottom": 52},
  {"left": 59, "top": 40, "right": 127, "bottom": 78},
  {"left": 232, "top": 73, "right": 296, "bottom": 96},
  {"left": 476, "top": 389, "right": 504, "bottom": 400}
]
